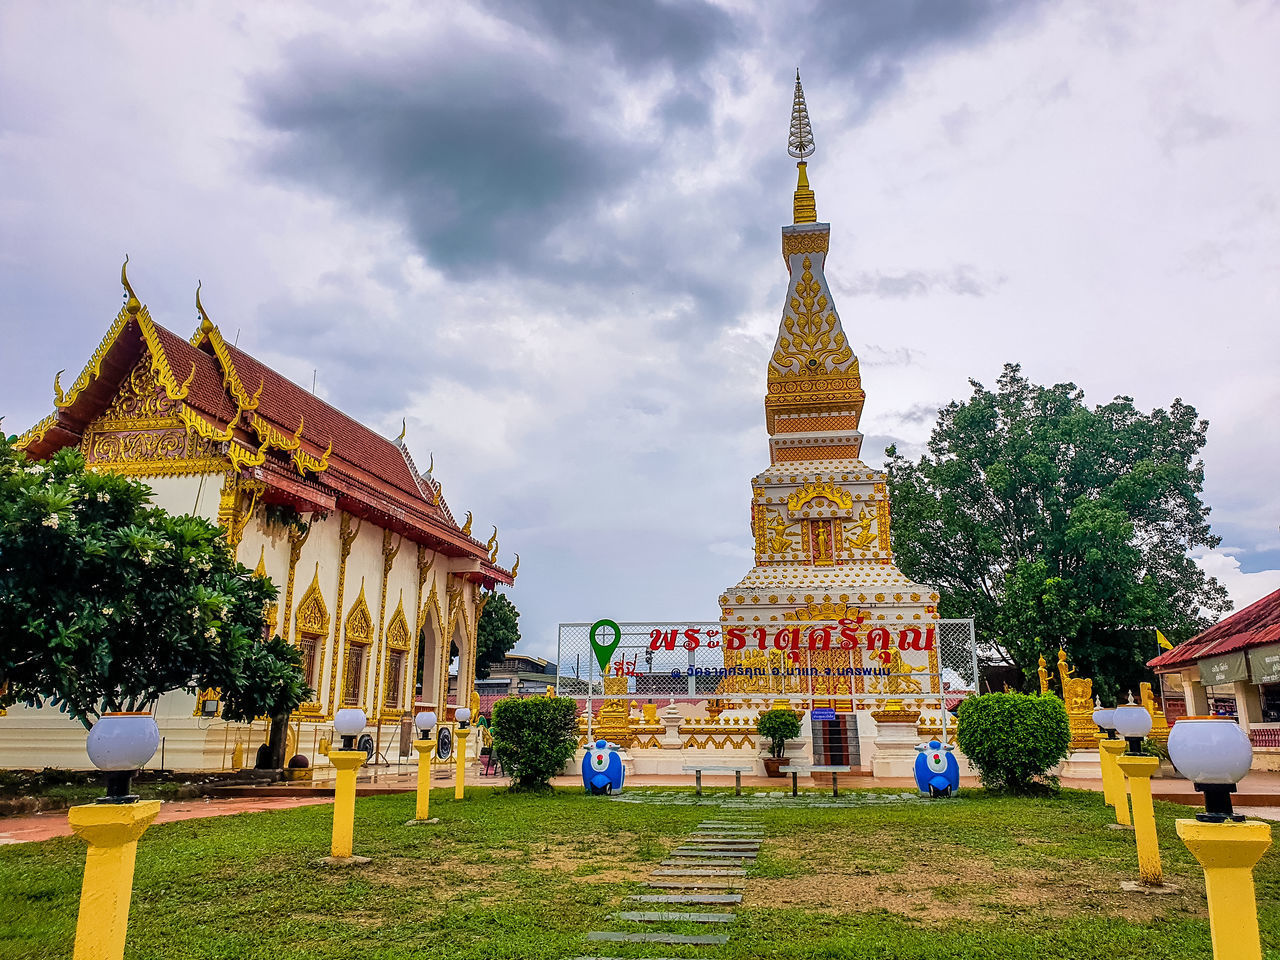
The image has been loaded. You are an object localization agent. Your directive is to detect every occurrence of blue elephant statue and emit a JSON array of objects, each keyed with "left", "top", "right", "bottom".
[
  {"left": 582, "top": 739, "right": 625, "bottom": 795},
  {"left": 914, "top": 739, "right": 959, "bottom": 798}
]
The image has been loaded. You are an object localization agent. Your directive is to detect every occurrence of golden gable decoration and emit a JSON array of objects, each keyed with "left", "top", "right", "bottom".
[{"left": 346, "top": 581, "right": 373, "bottom": 643}]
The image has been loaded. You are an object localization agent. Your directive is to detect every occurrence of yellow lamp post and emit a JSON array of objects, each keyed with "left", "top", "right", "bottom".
[
  {"left": 1097, "top": 738, "right": 1124, "bottom": 813},
  {"left": 1099, "top": 739, "right": 1130, "bottom": 825},
  {"left": 1091, "top": 700, "right": 1123, "bottom": 816},
  {"left": 1115, "top": 753, "right": 1162, "bottom": 885},
  {"left": 1113, "top": 694, "right": 1165, "bottom": 887},
  {"left": 325, "top": 708, "right": 369, "bottom": 865},
  {"left": 409, "top": 710, "right": 437, "bottom": 824},
  {"left": 71, "top": 712, "right": 162, "bottom": 960},
  {"left": 1169, "top": 716, "right": 1269, "bottom": 960},
  {"left": 454, "top": 706, "right": 472, "bottom": 800}
]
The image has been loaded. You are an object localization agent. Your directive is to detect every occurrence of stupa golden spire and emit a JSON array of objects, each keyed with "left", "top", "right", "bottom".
[
  {"left": 789, "top": 70, "right": 817, "bottom": 224},
  {"left": 765, "top": 74, "right": 863, "bottom": 456}
]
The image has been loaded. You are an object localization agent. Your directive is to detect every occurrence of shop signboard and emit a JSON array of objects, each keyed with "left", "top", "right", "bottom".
[
  {"left": 1198, "top": 651, "right": 1249, "bottom": 686},
  {"left": 1247, "top": 645, "right": 1280, "bottom": 685}
]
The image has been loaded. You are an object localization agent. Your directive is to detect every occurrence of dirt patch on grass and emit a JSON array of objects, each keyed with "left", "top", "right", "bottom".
[{"left": 748, "top": 836, "right": 1203, "bottom": 923}]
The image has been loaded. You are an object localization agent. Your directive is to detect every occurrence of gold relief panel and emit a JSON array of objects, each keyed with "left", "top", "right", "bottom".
[
  {"left": 770, "top": 256, "right": 854, "bottom": 377},
  {"left": 781, "top": 230, "right": 831, "bottom": 258}
]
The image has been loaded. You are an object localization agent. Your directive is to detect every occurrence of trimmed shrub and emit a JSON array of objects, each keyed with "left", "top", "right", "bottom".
[
  {"left": 757, "top": 708, "right": 802, "bottom": 759},
  {"left": 955, "top": 692, "right": 1070, "bottom": 793},
  {"left": 491, "top": 696, "right": 579, "bottom": 791}
]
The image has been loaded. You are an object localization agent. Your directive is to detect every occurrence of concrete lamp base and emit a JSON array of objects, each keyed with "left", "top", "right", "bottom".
[
  {"left": 318, "top": 855, "right": 372, "bottom": 868},
  {"left": 1120, "top": 880, "right": 1179, "bottom": 894}
]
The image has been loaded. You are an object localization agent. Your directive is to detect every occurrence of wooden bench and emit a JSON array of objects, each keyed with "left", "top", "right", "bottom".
[
  {"left": 681, "top": 763, "right": 756, "bottom": 797},
  {"left": 779, "top": 764, "right": 853, "bottom": 797}
]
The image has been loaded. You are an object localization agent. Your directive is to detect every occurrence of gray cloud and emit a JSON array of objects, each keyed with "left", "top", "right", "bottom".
[
  {"left": 802, "top": 0, "right": 1049, "bottom": 123},
  {"left": 254, "top": 43, "right": 645, "bottom": 275},
  {"left": 883, "top": 402, "right": 944, "bottom": 426},
  {"left": 1158, "top": 102, "right": 1233, "bottom": 155},
  {"left": 838, "top": 266, "right": 1006, "bottom": 298},
  {"left": 860, "top": 344, "right": 923, "bottom": 367},
  {"left": 483, "top": 0, "right": 739, "bottom": 73}
]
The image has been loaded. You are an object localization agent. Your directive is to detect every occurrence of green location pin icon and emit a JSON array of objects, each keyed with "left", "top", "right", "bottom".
[{"left": 589, "top": 619, "right": 622, "bottom": 674}]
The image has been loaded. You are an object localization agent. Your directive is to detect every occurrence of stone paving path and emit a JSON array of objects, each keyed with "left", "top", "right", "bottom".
[
  {"left": 574, "top": 817, "right": 762, "bottom": 958},
  {"left": 610, "top": 788, "right": 921, "bottom": 808}
]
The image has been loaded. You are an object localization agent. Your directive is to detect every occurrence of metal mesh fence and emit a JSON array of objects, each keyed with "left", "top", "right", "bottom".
[{"left": 555, "top": 619, "right": 977, "bottom": 707}]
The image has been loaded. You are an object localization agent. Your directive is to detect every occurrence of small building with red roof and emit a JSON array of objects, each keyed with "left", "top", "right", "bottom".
[
  {"left": 5, "top": 264, "right": 515, "bottom": 771},
  {"left": 1148, "top": 586, "right": 1280, "bottom": 761}
]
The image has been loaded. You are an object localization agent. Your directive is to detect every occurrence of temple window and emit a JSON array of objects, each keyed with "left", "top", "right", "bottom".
[
  {"left": 383, "top": 597, "right": 412, "bottom": 713},
  {"left": 343, "top": 644, "right": 367, "bottom": 706},
  {"left": 293, "top": 567, "right": 329, "bottom": 711},
  {"left": 342, "top": 581, "right": 374, "bottom": 710},
  {"left": 385, "top": 650, "right": 405, "bottom": 708}
]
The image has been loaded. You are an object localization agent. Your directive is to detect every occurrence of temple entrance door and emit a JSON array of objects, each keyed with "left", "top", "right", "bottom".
[
  {"left": 812, "top": 717, "right": 861, "bottom": 769},
  {"left": 415, "top": 612, "right": 439, "bottom": 708}
]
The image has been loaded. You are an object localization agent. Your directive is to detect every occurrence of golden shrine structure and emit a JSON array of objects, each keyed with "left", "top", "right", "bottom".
[
  {"left": 714, "top": 75, "right": 943, "bottom": 774},
  {"left": 3, "top": 265, "right": 514, "bottom": 771}
]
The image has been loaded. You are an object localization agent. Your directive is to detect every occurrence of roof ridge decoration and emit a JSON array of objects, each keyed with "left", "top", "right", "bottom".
[
  {"left": 191, "top": 289, "right": 263, "bottom": 414},
  {"left": 486, "top": 526, "right": 499, "bottom": 563},
  {"left": 192, "top": 285, "right": 332, "bottom": 478},
  {"left": 53, "top": 259, "right": 196, "bottom": 412}
]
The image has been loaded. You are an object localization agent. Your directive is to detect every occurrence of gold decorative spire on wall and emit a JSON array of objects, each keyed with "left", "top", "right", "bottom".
[{"left": 789, "top": 71, "right": 817, "bottom": 224}]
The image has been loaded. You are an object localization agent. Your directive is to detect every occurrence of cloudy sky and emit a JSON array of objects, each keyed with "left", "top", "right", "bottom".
[{"left": 3, "top": 1, "right": 1278, "bottom": 660}]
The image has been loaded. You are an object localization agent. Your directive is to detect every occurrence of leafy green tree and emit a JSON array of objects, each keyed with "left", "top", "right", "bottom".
[
  {"left": 886, "top": 364, "right": 1229, "bottom": 700},
  {"left": 0, "top": 436, "right": 310, "bottom": 756},
  {"left": 451, "top": 591, "right": 521, "bottom": 680}
]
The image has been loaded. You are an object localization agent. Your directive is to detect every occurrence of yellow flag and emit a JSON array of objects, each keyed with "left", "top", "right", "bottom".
[{"left": 1156, "top": 629, "right": 1174, "bottom": 651}]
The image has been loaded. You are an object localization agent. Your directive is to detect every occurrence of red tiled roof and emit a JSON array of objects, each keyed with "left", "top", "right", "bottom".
[
  {"left": 26, "top": 311, "right": 511, "bottom": 585},
  {"left": 1148, "top": 587, "right": 1280, "bottom": 671},
  {"left": 149, "top": 325, "right": 240, "bottom": 423}
]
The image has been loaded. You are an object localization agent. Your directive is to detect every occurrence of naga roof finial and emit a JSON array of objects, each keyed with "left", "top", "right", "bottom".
[
  {"left": 121, "top": 255, "right": 141, "bottom": 315},
  {"left": 396, "top": 417, "right": 406, "bottom": 442},
  {"left": 788, "top": 70, "right": 815, "bottom": 160},
  {"left": 195, "top": 280, "right": 214, "bottom": 335}
]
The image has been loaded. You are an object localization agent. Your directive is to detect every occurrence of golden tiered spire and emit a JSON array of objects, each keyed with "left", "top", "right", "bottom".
[{"left": 789, "top": 71, "right": 817, "bottom": 224}]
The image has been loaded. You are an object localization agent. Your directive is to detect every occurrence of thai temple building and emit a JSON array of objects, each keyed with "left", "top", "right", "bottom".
[{"left": 3, "top": 268, "right": 514, "bottom": 770}]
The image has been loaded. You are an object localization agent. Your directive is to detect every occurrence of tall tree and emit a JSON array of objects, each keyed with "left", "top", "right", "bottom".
[
  {"left": 885, "top": 364, "right": 1229, "bottom": 700},
  {"left": 475, "top": 591, "right": 521, "bottom": 679},
  {"left": 0, "top": 436, "right": 310, "bottom": 746}
]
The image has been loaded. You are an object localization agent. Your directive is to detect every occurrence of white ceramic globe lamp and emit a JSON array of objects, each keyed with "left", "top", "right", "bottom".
[
  {"left": 1091, "top": 697, "right": 1116, "bottom": 739},
  {"left": 1112, "top": 693, "right": 1153, "bottom": 754},
  {"left": 86, "top": 712, "right": 160, "bottom": 802},
  {"left": 455, "top": 706, "right": 472, "bottom": 729},
  {"left": 414, "top": 710, "right": 437, "bottom": 736},
  {"left": 1168, "top": 717, "right": 1253, "bottom": 822},
  {"left": 333, "top": 708, "right": 367, "bottom": 750}
]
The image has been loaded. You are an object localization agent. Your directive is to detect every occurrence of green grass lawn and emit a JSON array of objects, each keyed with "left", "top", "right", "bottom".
[{"left": 0, "top": 786, "right": 1276, "bottom": 959}]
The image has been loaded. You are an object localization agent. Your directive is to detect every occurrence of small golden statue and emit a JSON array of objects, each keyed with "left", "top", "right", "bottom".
[
  {"left": 1037, "top": 654, "right": 1050, "bottom": 695},
  {"left": 1140, "top": 682, "right": 1171, "bottom": 742}
]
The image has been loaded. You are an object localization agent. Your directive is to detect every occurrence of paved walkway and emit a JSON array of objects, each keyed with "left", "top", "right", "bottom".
[
  {"left": 9, "top": 766, "right": 1280, "bottom": 846},
  {"left": 0, "top": 796, "right": 330, "bottom": 845},
  {"left": 578, "top": 816, "right": 761, "bottom": 956}
]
